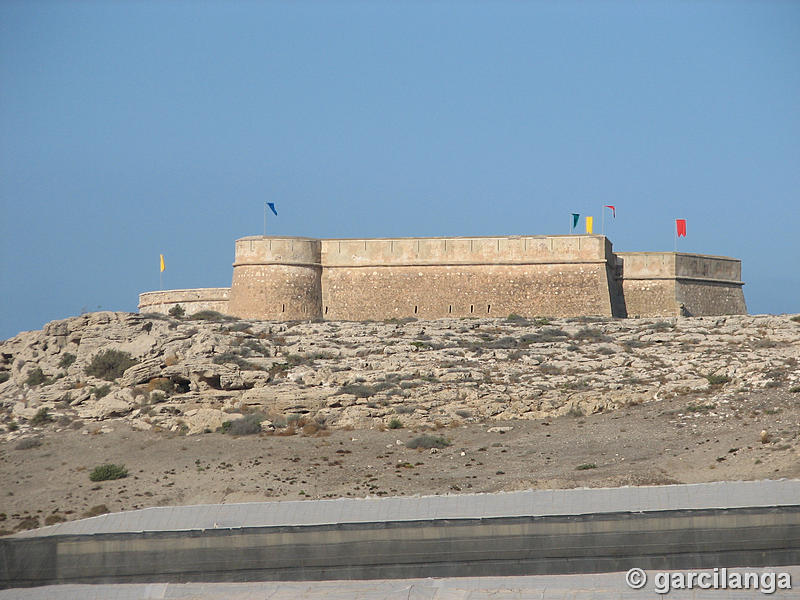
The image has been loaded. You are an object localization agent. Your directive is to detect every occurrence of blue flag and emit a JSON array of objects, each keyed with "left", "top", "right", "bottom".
[
  {"left": 571, "top": 213, "right": 580, "bottom": 228},
  {"left": 267, "top": 202, "right": 278, "bottom": 216}
]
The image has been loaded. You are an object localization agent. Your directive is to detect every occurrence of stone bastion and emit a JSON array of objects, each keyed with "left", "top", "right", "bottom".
[{"left": 138, "top": 234, "right": 746, "bottom": 320}]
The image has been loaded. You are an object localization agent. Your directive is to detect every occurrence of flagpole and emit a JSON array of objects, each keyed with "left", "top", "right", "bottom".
[
  {"left": 263, "top": 202, "right": 267, "bottom": 237},
  {"left": 674, "top": 222, "right": 677, "bottom": 252},
  {"left": 602, "top": 206, "right": 605, "bottom": 236},
  {"left": 569, "top": 214, "right": 572, "bottom": 234}
]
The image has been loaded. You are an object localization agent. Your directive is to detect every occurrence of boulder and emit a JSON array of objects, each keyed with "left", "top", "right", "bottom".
[
  {"left": 182, "top": 408, "right": 236, "bottom": 435},
  {"left": 78, "top": 388, "right": 137, "bottom": 419},
  {"left": 119, "top": 358, "right": 164, "bottom": 387}
]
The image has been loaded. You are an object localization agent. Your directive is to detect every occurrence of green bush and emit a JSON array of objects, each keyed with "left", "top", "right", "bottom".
[
  {"left": 15, "top": 437, "right": 42, "bottom": 450},
  {"left": 168, "top": 304, "right": 185, "bottom": 318},
  {"left": 30, "top": 408, "right": 52, "bottom": 425},
  {"left": 337, "top": 382, "right": 395, "bottom": 398},
  {"left": 576, "top": 463, "right": 597, "bottom": 470},
  {"left": 571, "top": 328, "right": 612, "bottom": 343},
  {"left": 25, "top": 368, "right": 50, "bottom": 387},
  {"left": 58, "top": 353, "right": 77, "bottom": 369},
  {"left": 89, "top": 464, "right": 128, "bottom": 482},
  {"left": 7, "top": 421, "right": 18, "bottom": 432},
  {"left": 211, "top": 352, "right": 259, "bottom": 370},
  {"left": 85, "top": 350, "right": 138, "bottom": 381},
  {"left": 338, "top": 383, "right": 375, "bottom": 397},
  {"left": 221, "top": 413, "right": 265, "bottom": 435},
  {"left": 790, "top": 315, "right": 800, "bottom": 323},
  {"left": 518, "top": 329, "right": 569, "bottom": 345},
  {"left": 505, "top": 313, "right": 528, "bottom": 324},
  {"left": 91, "top": 384, "right": 112, "bottom": 398},
  {"left": 189, "top": 310, "right": 231, "bottom": 321},
  {"left": 0, "top": 372, "right": 9, "bottom": 384},
  {"left": 406, "top": 434, "right": 451, "bottom": 449},
  {"left": 388, "top": 418, "right": 403, "bottom": 429},
  {"left": 706, "top": 373, "right": 731, "bottom": 386},
  {"left": 789, "top": 385, "right": 800, "bottom": 393}
]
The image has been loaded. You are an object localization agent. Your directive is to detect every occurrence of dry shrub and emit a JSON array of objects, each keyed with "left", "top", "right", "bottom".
[
  {"left": 302, "top": 422, "right": 321, "bottom": 435},
  {"left": 44, "top": 514, "right": 65, "bottom": 526},
  {"left": 85, "top": 350, "right": 137, "bottom": 381},
  {"left": 222, "top": 414, "right": 264, "bottom": 435},
  {"left": 15, "top": 517, "right": 39, "bottom": 531},
  {"left": 276, "top": 424, "right": 296, "bottom": 437},
  {"left": 15, "top": 437, "right": 42, "bottom": 450},
  {"left": 146, "top": 378, "right": 174, "bottom": 394},
  {"left": 82, "top": 504, "right": 109, "bottom": 518},
  {"left": 406, "top": 434, "right": 451, "bottom": 450}
]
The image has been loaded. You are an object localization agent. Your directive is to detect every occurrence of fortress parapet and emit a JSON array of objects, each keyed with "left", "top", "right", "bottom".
[{"left": 138, "top": 234, "right": 746, "bottom": 321}]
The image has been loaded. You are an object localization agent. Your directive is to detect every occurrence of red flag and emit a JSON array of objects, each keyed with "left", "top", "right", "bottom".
[
  {"left": 604, "top": 205, "right": 616, "bottom": 218},
  {"left": 676, "top": 219, "right": 687, "bottom": 237}
]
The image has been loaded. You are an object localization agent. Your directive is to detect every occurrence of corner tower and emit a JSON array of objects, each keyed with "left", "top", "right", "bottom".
[{"left": 228, "top": 236, "right": 322, "bottom": 320}]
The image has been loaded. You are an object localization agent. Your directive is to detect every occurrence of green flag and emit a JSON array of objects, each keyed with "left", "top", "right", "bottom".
[{"left": 572, "top": 213, "right": 580, "bottom": 228}]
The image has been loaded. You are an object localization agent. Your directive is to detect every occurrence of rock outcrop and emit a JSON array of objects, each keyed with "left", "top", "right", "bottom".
[{"left": 1, "top": 311, "right": 799, "bottom": 437}]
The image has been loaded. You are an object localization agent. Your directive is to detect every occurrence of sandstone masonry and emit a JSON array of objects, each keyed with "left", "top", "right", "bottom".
[{"left": 138, "top": 234, "right": 746, "bottom": 319}]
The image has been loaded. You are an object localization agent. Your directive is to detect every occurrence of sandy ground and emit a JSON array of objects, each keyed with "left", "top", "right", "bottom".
[{"left": 1, "top": 387, "right": 798, "bottom": 535}]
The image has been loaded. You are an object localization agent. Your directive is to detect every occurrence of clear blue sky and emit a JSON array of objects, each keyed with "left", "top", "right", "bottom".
[{"left": 1, "top": 1, "right": 798, "bottom": 339}]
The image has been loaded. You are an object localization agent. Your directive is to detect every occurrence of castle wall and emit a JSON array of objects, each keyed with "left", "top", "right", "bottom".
[
  {"left": 137, "top": 288, "right": 230, "bottom": 316},
  {"left": 618, "top": 253, "right": 745, "bottom": 317},
  {"left": 228, "top": 237, "right": 322, "bottom": 320},
  {"left": 321, "top": 236, "right": 616, "bottom": 320},
  {"left": 137, "top": 237, "right": 746, "bottom": 321}
]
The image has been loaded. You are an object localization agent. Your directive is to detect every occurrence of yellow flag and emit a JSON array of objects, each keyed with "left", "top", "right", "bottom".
[
  {"left": 586, "top": 216, "right": 593, "bottom": 234},
  {"left": 160, "top": 254, "right": 165, "bottom": 273}
]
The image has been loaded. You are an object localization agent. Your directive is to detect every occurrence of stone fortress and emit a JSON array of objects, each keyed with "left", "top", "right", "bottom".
[{"left": 138, "top": 234, "right": 747, "bottom": 320}]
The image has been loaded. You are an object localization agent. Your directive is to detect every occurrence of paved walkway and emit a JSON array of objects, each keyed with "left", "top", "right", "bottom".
[
  {"left": 3, "top": 569, "right": 799, "bottom": 599},
  {"left": 12, "top": 479, "right": 800, "bottom": 538}
]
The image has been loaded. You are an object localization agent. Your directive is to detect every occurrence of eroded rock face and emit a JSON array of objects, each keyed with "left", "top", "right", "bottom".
[{"left": 1, "top": 312, "right": 799, "bottom": 436}]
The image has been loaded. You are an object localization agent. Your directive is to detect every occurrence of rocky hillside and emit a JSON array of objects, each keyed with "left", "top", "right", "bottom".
[{"left": 1, "top": 311, "right": 799, "bottom": 438}]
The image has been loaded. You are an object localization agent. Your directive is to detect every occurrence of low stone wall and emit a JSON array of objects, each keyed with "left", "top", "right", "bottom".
[{"left": 138, "top": 288, "right": 230, "bottom": 316}]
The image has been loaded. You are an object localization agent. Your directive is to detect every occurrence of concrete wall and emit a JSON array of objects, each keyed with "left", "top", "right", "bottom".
[
  {"left": 228, "top": 237, "right": 322, "bottom": 320},
  {"left": 2, "top": 507, "right": 797, "bottom": 587},
  {"left": 137, "top": 288, "right": 230, "bottom": 316},
  {"left": 321, "top": 235, "right": 616, "bottom": 320},
  {"left": 618, "top": 253, "right": 745, "bottom": 317}
]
